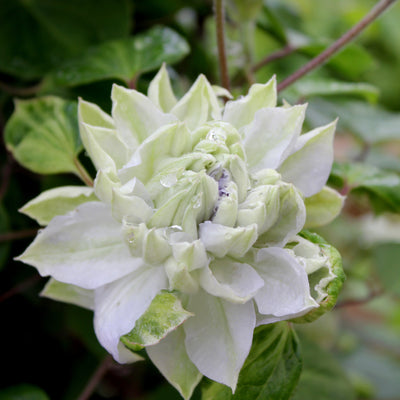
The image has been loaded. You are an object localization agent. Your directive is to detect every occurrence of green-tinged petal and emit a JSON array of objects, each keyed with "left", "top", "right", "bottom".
[
  {"left": 20, "top": 186, "right": 97, "bottom": 226},
  {"left": 198, "top": 258, "right": 264, "bottom": 304},
  {"left": 165, "top": 257, "right": 199, "bottom": 294},
  {"left": 41, "top": 278, "right": 94, "bottom": 310},
  {"left": 212, "top": 85, "right": 233, "bottom": 100},
  {"left": 279, "top": 120, "right": 337, "bottom": 197},
  {"left": 256, "top": 183, "right": 306, "bottom": 247},
  {"left": 78, "top": 98, "right": 115, "bottom": 129},
  {"left": 94, "top": 266, "right": 167, "bottom": 362},
  {"left": 290, "top": 231, "right": 345, "bottom": 323},
  {"left": 148, "top": 64, "right": 177, "bottom": 112},
  {"left": 119, "top": 122, "right": 191, "bottom": 184},
  {"left": 253, "top": 247, "right": 318, "bottom": 322},
  {"left": 171, "top": 240, "right": 208, "bottom": 271},
  {"left": 223, "top": 155, "right": 250, "bottom": 202},
  {"left": 18, "top": 202, "right": 142, "bottom": 289},
  {"left": 223, "top": 76, "right": 277, "bottom": 130},
  {"left": 244, "top": 105, "right": 307, "bottom": 172},
  {"left": 93, "top": 168, "right": 120, "bottom": 204},
  {"left": 211, "top": 181, "right": 238, "bottom": 227},
  {"left": 184, "top": 290, "right": 256, "bottom": 391},
  {"left": 121, "top": 291, "right": 193, "bottom": 350},
  {"left": 79, "top": 123, "right": 129, "bottom": 172},
  {"left": 111, "top": 190, "right": 153, "bottom": 223},
  {"left": 199, "top": 222, "right": 258, "bottom": 258},
  {"left": 304, "top": 186, "right": 344, "bottom": 228},
  {"left": 147, "top": 327, "right": 203, "bottom": 400},
  {"left": 111, "top": 84, "right": 177, "bottom": 149},
  {"left": 171, "top": 75, "right": 222, "bottom": 130}
]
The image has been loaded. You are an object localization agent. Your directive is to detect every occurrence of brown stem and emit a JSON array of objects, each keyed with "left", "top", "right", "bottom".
[
  {"left": 214, "top": 0, "right": 231, "bottom": 91},
  {"left": 0, "top": 81, "right": 42, "bottom": 97},
  {"left": 77, "top": 355, "right": 114, "bottom": 400},
  {"left": 336, "top": 287, "right": 384, "bottom": 308},
  {"left": 0, "top": 274, "right": 42, "bottom": 303},
  {"left": 73, "top": 158, "right": 94, "bottom": 187},
  {"left": 128, "top": 74, "right": 139, "bottom": 90},
  {"left": 0, "top": 228, "right": 39, "bottom": 242},
  {"left": 252, "top": 44, "right": 297, "bottom": 72},
  {"left": 277, "top": 0, "right": 398, "bottom": 92}
]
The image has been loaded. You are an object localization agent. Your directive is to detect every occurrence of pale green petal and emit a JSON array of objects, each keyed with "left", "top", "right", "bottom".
[
  {"left": 184, "top": 290, "right": 256, "bottom": 391},
  {"left": 41, "top": 278, "right": 94, "bottom": 310},
  {"left": 18, "top": 202, "right": 143, "bottom": 289},
  {"left": 121, "top": 291, "right": 193, "bottom": 349},
  {"left": 147, "top": 327, "right": 203, "bottom": 400},
  {"left": 253, "top": 247, "right": 318, "bottom": 319},
  {"left": 212, "top": 85, "right": 233, "bottom": 100},
  {"left": 304, "top": 186, "right": 344, "bottom": 228},
  {"left": 211, "top": 181, "right": 238, "bottom": 227},
  {"left": 147, "top": 63, "right": 177, "bottom": 112},
  {"left": 165, "top": 257, "right": 199, "bottom": 294},
  {"left": 111, "top": 84, "right": 177, "bottom": 149},
  {"left": 199, "top": 222, "right": 258, "bottom": 258},
  {"left": 171, "top": 239, "right": 208, "bottom": 271},
  {"left": 223, "top": 76, "right": 276, "bottom": 130},
  {"left": 171, "top": 75, "right": 222, "bottom": 130},
  {"left": 20, "top": 186, "right": 97, "bottom": 226},
  {"left": 256, "top": 183, "right": 306, "bottom": 247},
  {"left": 93, "top": 168, "right": 120, "bottom": 204},
  {"left": 222, "top": 155, "right": 250, "bottom": 202},
  {"left": 244, "top": 104, "right": 307, "bottom": 172},
  {"left": 279, "top": 120, "right": 337, "bottom": 197},
  {"left": 198, "top": 258, "right": 264, "bottom": 303},
  {"left": 111, "top": 190, "right": 153, "bottom": 223},
  {"left": 78, "top": 98, "right": 115, "bottom": 129},
  {"left": 94, "top": 266, "right": 167, "bottom": 362}
]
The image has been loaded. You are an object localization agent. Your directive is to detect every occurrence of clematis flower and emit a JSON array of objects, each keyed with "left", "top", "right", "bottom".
[{"left": 18, "top": 65, "right": 344, "bottom": 399}]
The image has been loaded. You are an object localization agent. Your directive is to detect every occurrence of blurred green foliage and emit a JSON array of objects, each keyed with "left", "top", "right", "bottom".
[{"left": 1, "top": 0, "right": 400, "bottom": 399}]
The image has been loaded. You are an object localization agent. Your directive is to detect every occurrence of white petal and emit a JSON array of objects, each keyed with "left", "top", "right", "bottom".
[
  {"left": 78, "top": 98, "right": 115, "bottom": 129},
  {"left": 198, "top": 258, "right": 264, "bottom": 304},
  {"left": 41, "top": 278, "right": 94, "bottom": 310},
  {"left": 244, "top": 105, "right": 307, "bottom": 172},
  {"left": 93, "top": 168, "right": 120, "bottom": 204},
  {"left": 111, "top": 84, "right": 177, "bottom": 149},
  {"left": 223, "top": 76, "right": 276, "bottom": 130},
  {"left": 184, "top": 290, "right": 255, "bottom": 390},
  {"left": 94, "top": 266, "right": 167, "bottom": 362},
  {"left": 17, "top": 202, "right": 142, "bottom": 289},
  {"left": 253, "top": 247, "right": 318, "bottom": 320},
  {"left": 199, "top": 222, "right": 258, "bottom": 258},
  {"left": 279, "top": 120, "right": 337, "bottom": 197},
  {"left": 147, "top": 63, "right": 178, "bottom": 112},
  {"left": 147, "top": 327, "right": 202, "bottom": 400}
]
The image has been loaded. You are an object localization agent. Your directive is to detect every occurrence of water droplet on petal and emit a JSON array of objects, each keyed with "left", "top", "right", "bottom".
[
  {"left": 160, "top": 173, "right": 178, "bottom": 188},
  {"left": 192, "top": 193, "right": 202, "bottom": 209}
]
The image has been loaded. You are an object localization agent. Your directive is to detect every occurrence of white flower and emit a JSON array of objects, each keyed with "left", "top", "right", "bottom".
[{"left": 18, "top": 65, "right": 343, "bottom": 399}]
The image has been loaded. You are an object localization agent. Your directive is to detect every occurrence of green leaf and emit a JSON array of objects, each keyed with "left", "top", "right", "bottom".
[
  {"left": 307, "top": 99, "right": 400, "bottom": 144},
  {"left": 121, "top": 291, "right": 193, "bottom": 352},
  {"left": 291, "top": 231, "right": 345, "bottom": 324},
  {"left": 20, "top": 186, "right": 98, "bottom": 225},
  {"left": 0, "top": 384, "right": 49, "bottom": 400},
  {"left": 291, "top": 335, "right": 355, "bottom": 400},
  {"left": 330, "top": 162, "right": 400, "bottom": 213},
  {"left": 201, "top": 322, "right": 302, "bottom": 400},
  {"left": 45, "top": 26, "right": 190, "bottom": 87},
  {"left": 0, "top": 0, "right": 131, "bottom": 79},
  {"left": 0, "top": 203, "right": 10, "bottom": 270},
  {"left": 5, "top": 96, "right": 82, "bottom": 175}
]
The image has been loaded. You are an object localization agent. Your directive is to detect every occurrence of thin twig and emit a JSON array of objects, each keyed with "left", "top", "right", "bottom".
[
  {"left": 214, "top": 0, "right": 231, "bottom": 91},
  {"left": 336, "top": 287, "right": 384, "bottom": 308},
  {"left": 277, "top": 0, "right": 398, "bottom": 92},
  {"left": 0, "top": 274, "right": 42, "bottom": 303},
  {"left": 252, "top": 44, "right": 297, "bottom": 72},
  {"left": 73, "top": 158, "right": 94, "bottom": 187},
  {"left": 77, "top": 355, "right": 114, "bottom": 400},
  {"left": 0, "top": 228, "right": 39, "bottom": 242},
  {"left": 0, "top": 81, "right": 42, "bottom": 97}
]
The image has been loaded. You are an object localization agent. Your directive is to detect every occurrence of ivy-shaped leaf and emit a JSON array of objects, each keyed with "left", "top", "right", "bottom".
[{"left": 0, "top": 384, "right": 49, "bottom": 400}]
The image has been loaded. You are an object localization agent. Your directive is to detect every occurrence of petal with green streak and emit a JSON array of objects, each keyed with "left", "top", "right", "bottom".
[
  {"left": 18, "top": 202, "right": 143, "bottom": 289},
  {"left": 171, "top": 75, "right": 222, "bottom": 130},
  {"left": 199, "top": 222, "right": 258, "bottom": 258},
  {"left": 211, "top": 181, "right": 238, "bottom": 227},
  {"left": 165, "top": 257, "right": 199, "bottom": 294},
  {"left": 41, "top": 278, "right": 94, "bottom": 310},
  {"left": 279, "top": 120, "right": 337, "bottom": 197},
  {"left": 121, "top": 291, "right": 193, "bottom": 350},
  {"left": 111, "top": 84, "right": 177, "bottom": 149},
  {"left": 171, "top": 240, "right": 208, "bottom": 271},
  {"left": 244, "top": 105, "right": 306, "bottom": 172},
  {"left": 256, "top": 183, "right": 306, "bottom": 247},
  {"left": 253, "top": 247, "right": 318, "bottom": 322},
  {"left": 290, "top": 231, "right": 345, "bottom": 323},
  {"left": 147, "top": 63, "right": 177, "bottom": 112},
  {"left": 304, "top": 186, "right": 344, "bottom": 228},
  {"left": 147, "top": 327, "right": 203, "bottom": 400},
  {"left": 78, "top": 98, "right": 115, "bottom": 129},
  {"left": 184, "top": 289, "right": 256, "bottom": 391},
  {"left": 94, "top": 266, "right": 167, "bottom": 363},
  {"left": 223, "top": 76, "right": 277, "bottom": 130},
  {"left": 20, "top": 186, "right": 97, "bottom": 226},
  {"left": 93, "top": 168, "right": 120, "bottom": 204},
  {"left": 198, "top": 258, "right": 264, "bottom": 304}
]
